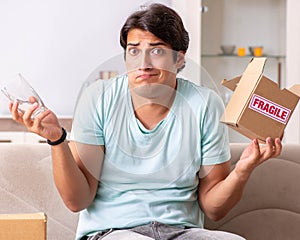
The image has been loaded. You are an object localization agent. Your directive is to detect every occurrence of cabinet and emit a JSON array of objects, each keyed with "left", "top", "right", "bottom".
[
  {"left": 201, "top": 0, "right": 286, "bottom": 142},
  {"left": 0, "top": 132, "right": 45, "bottom": 143},
  {"left": 0, "top": 117, "right": 72, "bottom": 143}
]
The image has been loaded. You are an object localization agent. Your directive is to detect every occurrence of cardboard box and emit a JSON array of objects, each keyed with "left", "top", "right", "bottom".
[
  {"left": 0, "top": 212, "right": 46, "bottom": 240},
  {"left": 221, "top": 57, "right": 300, "bottom": 142}
]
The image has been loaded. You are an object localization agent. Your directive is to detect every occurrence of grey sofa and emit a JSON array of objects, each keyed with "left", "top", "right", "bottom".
[
  {"left": 1, "top": 143, "right": 300, "bottom": 240},
  {"left": 205, "top": 143, "right": 300, "bottom": 240},
  {"left": 0, "top": 143, "right": 78, "bottom": 240}
]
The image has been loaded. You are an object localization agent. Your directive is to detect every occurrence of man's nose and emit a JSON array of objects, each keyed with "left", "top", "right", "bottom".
[{"left": 139, "top": 52, "right": 153, "bottom": 70}]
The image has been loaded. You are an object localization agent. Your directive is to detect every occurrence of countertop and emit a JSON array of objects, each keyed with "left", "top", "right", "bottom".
[{"left": 0, "top": 115, "right": 72, "bottom": 132}]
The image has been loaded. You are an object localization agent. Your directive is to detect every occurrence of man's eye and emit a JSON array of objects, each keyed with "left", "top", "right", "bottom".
[
  {"left": 151, "top": 48, "right": 165, "bottom": 56},
  {"left": 128, "top": 48, "right": 140, "bottom": 56}
]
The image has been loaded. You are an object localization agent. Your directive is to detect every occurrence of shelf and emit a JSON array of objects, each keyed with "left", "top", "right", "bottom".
[
  {"left": 202, "top": 54, "right": 286, "bottom": 59},
  {"left": 202, "top": 54, "right": 284, "bottom": 89}
]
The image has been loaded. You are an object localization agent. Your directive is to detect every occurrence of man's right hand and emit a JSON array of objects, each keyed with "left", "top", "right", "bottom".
[{"left": 9, "top": 100, "right": 62, "bottom": 141}]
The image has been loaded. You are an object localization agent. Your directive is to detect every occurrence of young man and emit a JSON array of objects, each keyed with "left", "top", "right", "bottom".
[{"left": 10, "top": 3, "right": 281, "bottom": 240}]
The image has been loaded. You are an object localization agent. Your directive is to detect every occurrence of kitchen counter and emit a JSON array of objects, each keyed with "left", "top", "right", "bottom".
[{"left": 0, "top": 116, "right": 72, "bottom": 132}]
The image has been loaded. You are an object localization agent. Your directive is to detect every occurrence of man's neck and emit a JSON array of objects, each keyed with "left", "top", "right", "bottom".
[{"left": 131, "top": 90, "right": 176, "bottom": 130}]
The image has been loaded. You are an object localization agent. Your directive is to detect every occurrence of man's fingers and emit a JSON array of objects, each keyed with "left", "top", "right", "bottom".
[
  {"left": 22, "top": 102, "right": 40, "bottom": 126},
  {"left": 265, "top": 137, "right": 275, "bottom": 158},
  {"left": 11, "top": 101, "right": 24, "bottom": 122},
  {"left": 262, "top": 137, "right": 282, "bottom": 160},
  {"left": 273, "top": 138, "right": 282, "bottom": 157}
]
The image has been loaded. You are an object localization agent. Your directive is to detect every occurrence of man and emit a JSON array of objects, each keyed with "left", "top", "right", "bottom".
[{"left": 10, "top": 3, "right": 281, "bottom": 240}]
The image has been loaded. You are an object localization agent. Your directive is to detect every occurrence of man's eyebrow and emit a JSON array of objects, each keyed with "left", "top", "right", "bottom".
[
  {"left": 126, "top": 42, "right": 167, "bottom": 47},
  {"left": 127, "top": 43, "right": 139, "bottom": 47},
  {"left": 149, "top": 42, "right": 167, "bottom": 46}
]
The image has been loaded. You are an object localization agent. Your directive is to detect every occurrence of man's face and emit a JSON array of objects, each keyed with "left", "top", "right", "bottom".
[{"left": 125, "top": 29, "right": 184, "bottom": 99}]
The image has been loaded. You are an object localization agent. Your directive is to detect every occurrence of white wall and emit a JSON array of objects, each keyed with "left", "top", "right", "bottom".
[
  {"left": 171, "top": 0, "right": 201, "bottom": 65},
  {"left": 0, "top": 0, "right": 170, "bottom": 117},
  {"left": 285, "top": 0, "right": 300, "bottom": 143}
]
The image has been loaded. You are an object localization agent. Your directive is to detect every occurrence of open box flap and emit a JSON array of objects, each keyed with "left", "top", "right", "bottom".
[
  {"left": 221, "top": 76, "right": 241, "bottom": 91},
  {"left": 221, "top": 57, "right": 267, "bottom": 124},
  {"left": 289, "top": 84, "right": 300, "bottom": 98},
  {"left": 244, "top": 57, "right": 267, "bottom": 75}
]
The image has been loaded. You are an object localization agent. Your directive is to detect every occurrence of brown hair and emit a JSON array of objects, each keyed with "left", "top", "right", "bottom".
[{"left": 120, "top": 3, "right": 189, "bottom": 53}]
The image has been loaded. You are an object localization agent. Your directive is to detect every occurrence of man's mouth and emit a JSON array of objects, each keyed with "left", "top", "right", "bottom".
[
  {"left": 137, "top": 73, "right": 158, "bottom": 81},
  {"left": 138, "top": 74, "right": 153, "bottom": 79}
]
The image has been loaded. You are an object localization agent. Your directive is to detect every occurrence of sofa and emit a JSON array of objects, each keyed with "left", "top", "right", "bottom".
[
  {"left": 0, "top": 143, "right": 78, "bottom": 240},
  {"left": 205, "top": 143, "right": 300, "bottom": 240},
  {"left": 0, "top": 142, "right": 300, "bottom": 240}
]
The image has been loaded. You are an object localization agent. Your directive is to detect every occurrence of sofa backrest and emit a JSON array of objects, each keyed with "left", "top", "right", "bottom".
[{"left": 205, "top": 143, "right": 300, "bottom": 240}]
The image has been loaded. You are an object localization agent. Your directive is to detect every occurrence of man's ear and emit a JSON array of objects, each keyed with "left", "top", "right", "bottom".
[{"left": 176, "top": 51, "right": 186, "bottom": 69}]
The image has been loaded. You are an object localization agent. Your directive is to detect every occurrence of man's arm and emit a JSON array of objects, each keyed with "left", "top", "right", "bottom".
[
  {"left": 51, "top": 141, "right": 102, "bottom": 212},
  {"left": 198, "top": 137, "right": 282, "bottom": 221}
]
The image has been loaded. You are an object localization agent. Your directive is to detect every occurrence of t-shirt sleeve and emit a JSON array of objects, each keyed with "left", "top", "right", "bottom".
[
  {"left": 200, "top": 90, "right": 231, "bottom": 165},
  {"left": 70, "top": 82, "right": 105, "bottom": 145}
]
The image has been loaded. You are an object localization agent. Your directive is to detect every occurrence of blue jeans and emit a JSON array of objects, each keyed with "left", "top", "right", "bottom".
[{"left": 85, "top": 222, "right": 245, "bottom": 240}]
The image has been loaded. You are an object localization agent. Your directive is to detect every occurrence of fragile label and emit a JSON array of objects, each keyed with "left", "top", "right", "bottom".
[{"left": 249, "top": 94, "right": 291, "bottom": 124}]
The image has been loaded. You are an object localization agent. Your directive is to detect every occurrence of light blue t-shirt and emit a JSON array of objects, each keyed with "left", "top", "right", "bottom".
[{"left": 70, "top": 75, "right": 230, "bottom": 239}]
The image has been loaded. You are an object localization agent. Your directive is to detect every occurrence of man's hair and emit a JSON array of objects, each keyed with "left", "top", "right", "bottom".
[{"left": 120, "top": 3, "right": 189, "bottom": 53}]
